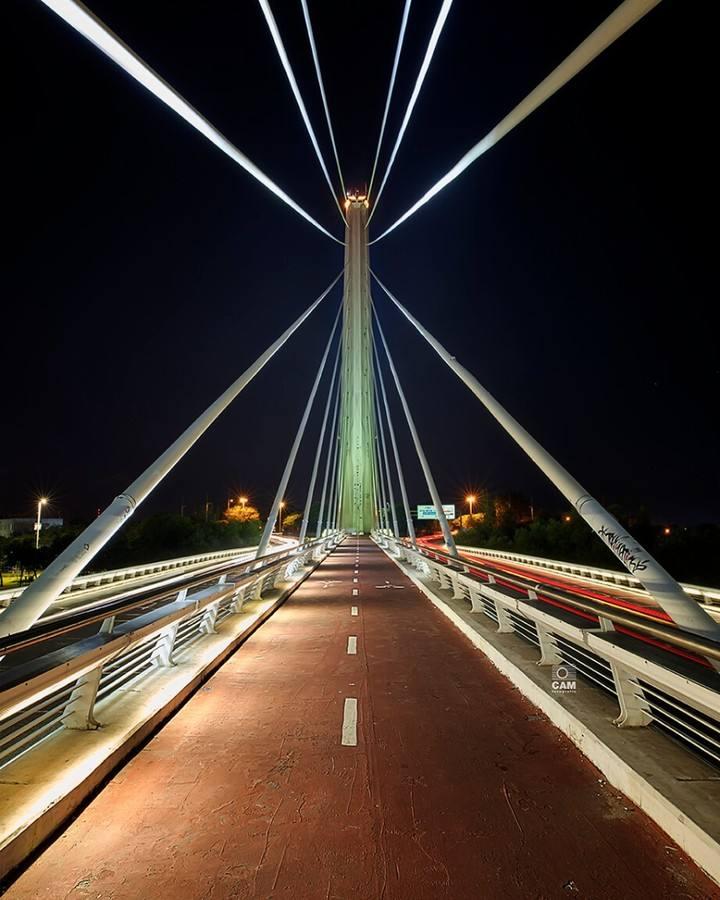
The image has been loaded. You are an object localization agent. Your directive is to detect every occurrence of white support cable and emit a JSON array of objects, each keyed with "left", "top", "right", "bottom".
[
  {"left": 257, "top": 0, "right": 346, "bottom": 222},
  {"left": 316, "top": 372, "right": 341, "bottom": 537},
  {"left": 370, "top": 443, "right": 381, "bottom": 532},
  {"left": 331, "top": 427, "right": 345, "bottom": 531},
  {"left": 372, "top": 338, "right": 416, "bottom": 545},
  {"left": 370, "top": 366, "right": 391, "bottom": 534},
  {"left": 374, "top": 375, "right": 400, "bottom": 538},
  {"left": 374, "top": 431, "right": 390, "bottom": 533},
  {"left": 0, "top": 272, "right": 342, "bottom": 637},
  {"left": 299, "top": 0, "right": 346, "bottom": 198},
  {"left": 367, "top": 0, "right": 454, "bottom": 224},
  {"left": 299, "top": 341, "right": 341, "bottom": 543},
  {"left": 367, "top": 0, "right": 413, "bottom": 200},
  {"left": 370, "top": 0, "right": 662, "bottom": 243},
  {"left": 374, "top": 310, "right": 458, "bottom": 557},
  {"left": 371, "top": 270, "right": 720, "bottom": 643},
  {"left": 324, "top": 398, "right": 342, "bottom": 534},
  {"left": 256, "top": 303, "right": 343, "bottom": 558},
  {"left": 327, "top": 435, "right": 340, "bottom": 531},
  {"left": 38, "top": 0, "right": 342, "bottom": 244}
]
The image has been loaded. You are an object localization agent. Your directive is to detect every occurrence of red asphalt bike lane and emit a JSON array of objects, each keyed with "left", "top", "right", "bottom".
[{"left": 3, "top": 538, "right": 716, "bottom": 899}]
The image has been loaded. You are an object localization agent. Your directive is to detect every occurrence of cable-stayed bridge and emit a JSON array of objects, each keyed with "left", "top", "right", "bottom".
[{"left": 1, "top": 1, "right": 718, "bottom": 896}]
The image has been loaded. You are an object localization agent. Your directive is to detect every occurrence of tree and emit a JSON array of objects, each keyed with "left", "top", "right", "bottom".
[
  {"left": 281, "top": 511, "right": 302, "bottom": 531},
  {"left": 223, "top": 505, "right": 260, "bottom": 523}
]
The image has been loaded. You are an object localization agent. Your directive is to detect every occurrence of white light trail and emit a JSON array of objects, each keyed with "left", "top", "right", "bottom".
[
  {"left": 370, "top": 0, "right": 662, "bottom": 244},
  {"left": 257, "top": 0, "right": 345, "bottom": 222},
  {"left": 367, "top": 0, "right": 454, "bottom": 224},
  {"left": 367, "top": 0, "right": 413, "bottom": 200},
  {"left": 38, "top": 0, "right": 343, "bottom": 244},
  {"left": 300, "top": 0, "right": 346, "bottom": 199}
]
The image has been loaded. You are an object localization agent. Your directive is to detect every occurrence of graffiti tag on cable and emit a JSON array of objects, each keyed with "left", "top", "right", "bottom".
[{"left": 598, "top": 526, "right": 649, "bottom": 573}]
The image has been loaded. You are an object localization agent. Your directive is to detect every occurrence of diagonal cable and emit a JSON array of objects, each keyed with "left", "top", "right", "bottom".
[
  {"left": 367, "top": 0, "right": 413, "bottom": 200},
  {"left": 367, "top": 0, "right": 454, "bottom": 224},
  {"left": 0, "top": 271, "right": 342, "bottom": 636},
  {"left": 370, "top": 269, "right": 720, "bottom": 643},
  {"left": 299, "top": 0, "right": 346, "bottom": 199},
  {"left": 38, "top": 0, "right": 343, "bottom": 244},
  {"left": 257, "top": 0, "right": 346, "bottom": 221},
  {"left": 256, "top": 301, "right": 343, "bottom": 557},
  {"left": 370, "top": 0, "right": 661, "bottom": 243}
]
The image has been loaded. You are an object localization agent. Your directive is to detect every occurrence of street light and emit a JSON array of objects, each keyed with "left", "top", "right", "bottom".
[
  {"left": 239, "top": 496, "right": 248, "bottom": 508},
  {"left": 465, "top": 494, "right": 476, "bottom": 528},
  {"left": 35, "top": 498, "right": 47, "bottom": 550},
  {"left": 278, "top": 501, "right": 285, "bottom": 534}
]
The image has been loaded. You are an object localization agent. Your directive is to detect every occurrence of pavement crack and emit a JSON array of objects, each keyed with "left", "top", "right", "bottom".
[{"left": 503, "top": 781, "right": 524, "bottom": 839}]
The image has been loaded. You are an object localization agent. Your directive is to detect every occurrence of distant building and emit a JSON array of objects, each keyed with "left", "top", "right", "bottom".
[{"left": 0, "top": 517, "right": 64, "bottom": 537}]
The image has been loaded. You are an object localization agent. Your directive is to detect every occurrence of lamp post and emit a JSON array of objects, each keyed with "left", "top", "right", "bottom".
[
  {"left": 239, "top": 496, "right": 248, "bottom": 509},
  {"left": 278, "top": 501, "right": 285, "bottom": 534},
  {"left": 35, "top": 498, "right": 47, "bottom": 550},
  {"left": 465, "top": 494, "right": 476, "bottom": 528}
]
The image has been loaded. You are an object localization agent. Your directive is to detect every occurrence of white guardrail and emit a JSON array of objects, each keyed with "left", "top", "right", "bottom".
[
  {"left": 454, "top": 544, "right": 720, "bottom": 607},
  {"left": 0, "top": 533, "right": 341, "bottom": 771},
  {"left": 0, "top": 540, "right": 297, "bottom": 609},
  {"left": 377, "top": 534, "right": 720, "bottom": 768}
]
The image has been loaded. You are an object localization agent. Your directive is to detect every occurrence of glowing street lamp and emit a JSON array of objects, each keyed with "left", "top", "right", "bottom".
[
  {"left": 35, "top": 498, "right": 47, "bottom": 550},
  {"left": 278, "top": 501, "right": 286, "bottom": 533},
  {"left": 466, "top": 494, "right": 477, "bottom": 517},
  {"left": 239, "top": 496, "right": 248, "bottom": 508}
]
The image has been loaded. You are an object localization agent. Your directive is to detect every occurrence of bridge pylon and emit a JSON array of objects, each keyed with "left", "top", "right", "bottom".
[{"left": 337, "top": 193, "right": 377, "bottom": 533}]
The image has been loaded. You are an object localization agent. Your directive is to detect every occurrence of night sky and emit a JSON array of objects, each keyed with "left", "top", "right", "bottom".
[{"left": 5, "top": 1, "right": 718, "bottom": 526}]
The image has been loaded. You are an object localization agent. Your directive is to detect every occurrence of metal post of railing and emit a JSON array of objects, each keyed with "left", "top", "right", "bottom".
[
  {"left": 374, "top": 312, "right": 458, "bottom": 557},
  {"left": 0, "top": 274, "right": 341, "bottom": 638},
  {"left": 372, "top": 272, "right": 720, "bottom": 640}
]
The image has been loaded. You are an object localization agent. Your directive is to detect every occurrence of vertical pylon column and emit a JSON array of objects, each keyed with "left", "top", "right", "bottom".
[{"left": 338, "top": 197, "right": 376, "bottom": 532}]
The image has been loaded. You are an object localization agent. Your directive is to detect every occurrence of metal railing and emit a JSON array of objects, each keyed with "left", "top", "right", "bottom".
[
  {"left": 376, "top": 533, "right": 720, "bottom": 768},
  {"left": 0, "top": 533, "right": 342, "bottom": 771},
  {"left": 453, "top": 544, "right": 720, "bottom": 607},
  {"left": 0, "top": 542, "right": 297, "bottom": 608}
]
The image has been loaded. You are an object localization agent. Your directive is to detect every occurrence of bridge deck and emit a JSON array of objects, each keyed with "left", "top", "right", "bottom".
[{"left": 5, "top": 538, "right": 714, "bottom": 899}]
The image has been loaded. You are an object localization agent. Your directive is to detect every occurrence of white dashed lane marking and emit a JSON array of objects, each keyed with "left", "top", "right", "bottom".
[{"left": 342, "top": 698, "right": 358, "bottom": 746}]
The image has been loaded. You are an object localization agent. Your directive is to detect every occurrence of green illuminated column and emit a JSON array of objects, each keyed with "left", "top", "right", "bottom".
[{"left": 338, "top": 198, "right": 376, "bottom": 532}]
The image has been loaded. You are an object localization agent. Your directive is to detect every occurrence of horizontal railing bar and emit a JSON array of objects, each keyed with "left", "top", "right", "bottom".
[
  {"left": 646, "top": 712, "right": 720, "bottom": 763},
  {"left": 552, "top": 636, "right": 614, "bottom": 671},
  {"left": 0, "top": 719, "right": 66, "bottom": 769},
  {"left": 634, "top": 684, "right": 720, "bottom": 732},
  {"left": 0, "top": 536, "right": 332, "bottom": 657},
  {"left": 0, "top": 701, "right": 70, "bottom": 752},
  {"left": 454, "top": 544, "right": 720, "bottom": 605},
  {"left": 405, "top": 541, "right": 720, "bottom": 662}
]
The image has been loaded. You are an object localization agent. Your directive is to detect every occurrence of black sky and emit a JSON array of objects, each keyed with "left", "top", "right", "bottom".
[{"left": 4, "top": 0, "right": 718, "bottom": 526}]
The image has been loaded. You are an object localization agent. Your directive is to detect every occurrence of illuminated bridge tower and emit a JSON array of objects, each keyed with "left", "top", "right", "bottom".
[{"left": 337, "top": 193, "right": 377, "bottom": 533}]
